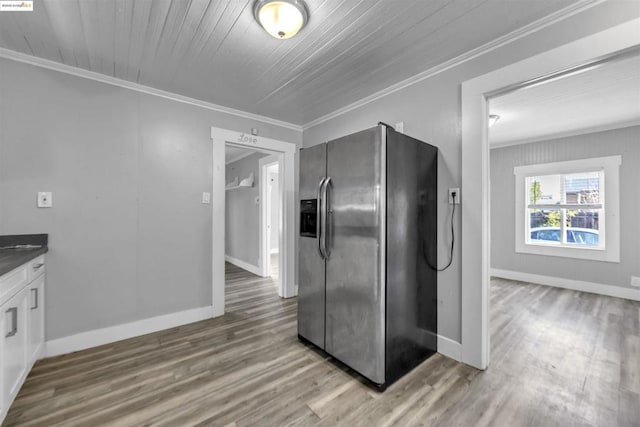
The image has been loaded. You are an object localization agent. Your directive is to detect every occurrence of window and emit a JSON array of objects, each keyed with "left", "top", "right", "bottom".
[{"left": 514, "top": 156, "right": 621, "bottom": 262}]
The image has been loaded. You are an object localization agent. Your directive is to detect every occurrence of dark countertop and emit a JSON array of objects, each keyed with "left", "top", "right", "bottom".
[
  {"left": 0, "top": 247, "right": 48, "bottom": 277},
  {"left": 0, "top": 234, "right": 49, "bottom": 277}
]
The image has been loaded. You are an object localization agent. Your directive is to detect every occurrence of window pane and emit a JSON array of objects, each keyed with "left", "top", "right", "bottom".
[
  {"left": 566, "top": 209, "right": 600, "bottom": 246},
  {"left": 529, "top": 208, "right": 561, "bottom": 243},
  {"left": 564, "top": 171, "right": 600, "bottom": 205},
  {"left": 529, "top": 208, "right": 600, "bottom": 247},
  {"left": 527, "top": 175, "right": 562, "bottom": 205}
]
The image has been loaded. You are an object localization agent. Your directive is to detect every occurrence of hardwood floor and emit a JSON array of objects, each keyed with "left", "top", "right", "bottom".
[{"left": 4, "top": 269, "right": 639, "bottom": 426}]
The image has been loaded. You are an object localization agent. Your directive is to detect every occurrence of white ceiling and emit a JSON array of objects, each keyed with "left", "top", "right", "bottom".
[
  {"left": 489, "top": 52, "right": 640, "bottom": 146},
  {"left": 0, "top": 0, "right": 578, "bottom": 126}
]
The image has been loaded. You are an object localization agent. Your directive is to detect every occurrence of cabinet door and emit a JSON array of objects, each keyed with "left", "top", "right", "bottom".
[
  {"left": 2, "top": 288, "right": 28, "bottom": 404},
  {"left": 28, "top": 275, "right": 45, "bottom": 364}
]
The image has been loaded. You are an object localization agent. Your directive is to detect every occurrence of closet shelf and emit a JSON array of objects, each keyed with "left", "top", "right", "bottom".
[{"left": 225, "top": 172, "right": 254, "bottom": 191}]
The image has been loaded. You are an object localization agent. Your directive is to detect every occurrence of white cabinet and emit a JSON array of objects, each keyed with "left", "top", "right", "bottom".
[
  {"left": 28, "top": 275, "right": 45, "bottom": 363},
  {"left": 2, "top": 287, "right": 29, "bottom": 405},
  {"left": 0, "top": 254, "right": 46, "bottom": 424}
]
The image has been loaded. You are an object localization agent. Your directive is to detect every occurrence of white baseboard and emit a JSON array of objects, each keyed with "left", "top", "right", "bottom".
[
  {"left": 44, "top": 305, "right": 216, "bottom": 358},
  {"left": 225, "top": 255, "right": 262, "bottom": 276},
  {"left": 491, "top": 268, "right": 640, "bottom": 301},
  {"left": 437, "top": 335, "right": 462, "bottom": 362}
]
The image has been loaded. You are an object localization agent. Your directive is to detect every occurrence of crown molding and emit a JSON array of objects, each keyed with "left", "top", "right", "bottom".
[
  {"left": 0, "top": 47, "right": 303, "bottom": 133},
  {"left": 302, "top": 0, "right": 606, "bottom": 130},
  {"left": 0, "top": 0, "right": 605, "bottom": 133}
]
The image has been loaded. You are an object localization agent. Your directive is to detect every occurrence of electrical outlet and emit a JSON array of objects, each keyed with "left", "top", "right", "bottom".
[
  {"left": 448, "top": 188, "right": 460, "bottom": 204},
  {"left": 202, "top": 192, "right": 211, "bottom": 204},
  {"left": 37, "top": 192, "right": 52, "bottom": 208},
  {"left": 631, "top": 276, "right": 640, "bottom": 288}
]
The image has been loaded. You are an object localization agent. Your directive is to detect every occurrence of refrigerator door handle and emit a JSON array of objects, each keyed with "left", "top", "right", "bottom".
[
  {"left": 322, "top": 177, "right": 332, "bottom": 258},
  {"left": 317, "top": 177, "right": 327, "bottom": 259}
]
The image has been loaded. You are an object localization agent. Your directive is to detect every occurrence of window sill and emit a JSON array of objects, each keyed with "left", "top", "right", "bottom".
[{"left": 516, "top": 242, "right": 619, "bottom": 263}]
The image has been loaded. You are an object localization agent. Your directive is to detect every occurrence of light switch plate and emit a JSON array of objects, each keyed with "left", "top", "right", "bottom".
[
  {"left": 202, "top": 192, "right": 211, "bottom": 204},
  {"left": 37, "top": 192, "right": 52, "bottom": 208}
]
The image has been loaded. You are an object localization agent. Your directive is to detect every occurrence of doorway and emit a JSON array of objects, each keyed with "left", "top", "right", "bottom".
[
  {"left": 259, "top": 156, "right": 281, "bottom": 283},
  {"left": 460, "top": 19, "right": 639, "bottom": 369},
  {"left": 224, "top": 147, "right": 283, "bottom": 290},
  {"left": 210, "top": 126, "right": 296, "bottom": 317},
  {"left": 482, "top": 46, "right": 638, "bottom": 408}
]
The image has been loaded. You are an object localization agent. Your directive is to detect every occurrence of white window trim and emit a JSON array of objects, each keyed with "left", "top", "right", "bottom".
[{"left": 514, "top": 155, "right": 621, "bottom": 263}]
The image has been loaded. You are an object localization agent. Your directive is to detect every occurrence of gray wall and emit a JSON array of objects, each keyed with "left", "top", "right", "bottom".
[
  {"left": 302, "top": 3, "right": 636, "bottom": 343},
  {"left": 0, "top": 57, "right": 301, "bottom": 341},
  {"left": 490, "top": 126, "right": 640, "bottom": 289},
  {"left": 225, "top": 153, "right": 267, "bottom": 267}
]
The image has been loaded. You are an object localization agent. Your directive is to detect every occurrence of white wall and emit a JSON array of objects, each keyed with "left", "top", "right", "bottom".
[
  {"left": 225, "top": 152, "right": 267, "bottom": 268},
  {"left": 490, "top": 125, "right": 640, "bottom": 289},
  {"left": 302, "top": 2, "right": 638, "bottom": 342},
  {"left": 0, "top": 57, "right": 301, "bottom": 341},
  {"left": 269, "top": 168, "right": 280, "bottom": 253}
]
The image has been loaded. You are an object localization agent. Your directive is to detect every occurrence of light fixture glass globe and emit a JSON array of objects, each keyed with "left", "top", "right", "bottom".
[{"left": 254, "top": 0, "right": 308, "bottom": 39}]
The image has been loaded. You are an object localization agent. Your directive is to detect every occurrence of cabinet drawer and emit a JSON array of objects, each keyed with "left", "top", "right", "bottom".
[
  {"left": 0, "top": 266, "right": 28, "bottom": 305},
  {"left": 27, "top": 256, "right": 45, "bottom": 282}
]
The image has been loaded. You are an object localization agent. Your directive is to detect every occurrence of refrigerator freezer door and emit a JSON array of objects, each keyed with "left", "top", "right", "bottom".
[
  {"left": 385, "top": 129, "right": 438, "bottom": 384},
  {"left": 298, "top": 143, "right": 327, "bottom": 349},
  {"left": 325, "top": 126, "right": 386, "bottom": 384}
]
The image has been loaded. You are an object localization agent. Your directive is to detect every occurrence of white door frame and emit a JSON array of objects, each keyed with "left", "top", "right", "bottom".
[
  {"left": 460, "top": 18, "right": 640, "bottom": 370},
  {"left": 259, "top": 155, "right": 280, "bottom": 279},
  {"left": 211, "top": 127, "right": 297, "bottom": 316}
]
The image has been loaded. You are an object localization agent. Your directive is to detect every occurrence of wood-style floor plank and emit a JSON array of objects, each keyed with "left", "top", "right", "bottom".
[{"left": 3, "top": 268, "right": 638, "bottom": 426}]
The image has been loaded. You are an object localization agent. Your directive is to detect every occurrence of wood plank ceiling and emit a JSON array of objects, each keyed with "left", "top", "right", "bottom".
[{"left": 0, "top": 0, "right": 579, "bottom": 125}]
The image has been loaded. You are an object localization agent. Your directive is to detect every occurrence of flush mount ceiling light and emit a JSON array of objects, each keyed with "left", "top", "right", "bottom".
[
  {"left": 254, "top": 0, "right": 309, "bottom": 39},
  {"left": 488, "top": 114, "right": 500, "bottom": 127}
]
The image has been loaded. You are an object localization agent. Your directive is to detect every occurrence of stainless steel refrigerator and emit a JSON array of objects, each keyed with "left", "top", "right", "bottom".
[{"left": 298, "top": 124, "right": 438, "bottom": 387}]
